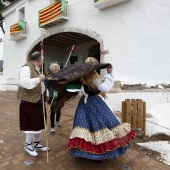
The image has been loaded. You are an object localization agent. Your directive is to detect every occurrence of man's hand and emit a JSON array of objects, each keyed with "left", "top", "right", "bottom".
[{"left": 39, "top": 74, "right": 45, "bottom": 81}]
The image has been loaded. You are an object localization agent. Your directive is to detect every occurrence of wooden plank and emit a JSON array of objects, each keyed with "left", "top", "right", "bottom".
[
  {"left": 122, "top": 101, "right": 126, "bottom": 123},
  {"left": 137, "top": 99, "right": 143, "bottom": 128},
  {"left": 122, "top": 99, "right": 146, "bottom": 139},
  {"left": 125, "top": 99, "right": 131, "bottom": 124},
  {"left": 142, "top": 102, "right": 146, "bottom": 138},
  {"left": 135, "top": 99, "right": 139, "bottom": 127},
  {"left": 131, "top": 99, "right": 137, "bottom": 128}
]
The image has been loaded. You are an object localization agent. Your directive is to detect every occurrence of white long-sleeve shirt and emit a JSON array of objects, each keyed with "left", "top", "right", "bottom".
[
  {"left": 80, "top": 73, "right": 114, "bottom": 104},
  {"left": 19, "top": 66, "right": 41, "bottom": 89},
  {"left": 19, "top": 65, "right": 45, "bottom": 93},
  {"left": 93, "top": 73, "right": 114, "bottom": 92}
]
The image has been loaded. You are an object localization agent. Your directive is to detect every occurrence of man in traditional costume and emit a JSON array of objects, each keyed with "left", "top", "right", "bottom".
[
  {"left": 67, "top": 57, "right": 136, "bottom": 162},
  {"left": 17, "top": 51, "right": 48, "bottom": 157}
]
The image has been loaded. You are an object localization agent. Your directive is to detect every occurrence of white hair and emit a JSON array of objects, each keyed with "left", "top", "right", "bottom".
[{"left": 49, "top": 63, "right": 60, "bottom": 72}]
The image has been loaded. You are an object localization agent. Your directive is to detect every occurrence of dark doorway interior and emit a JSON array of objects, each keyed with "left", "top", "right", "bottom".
[{"left": 87, "top": 44, "right": 100, "bottom": 63}]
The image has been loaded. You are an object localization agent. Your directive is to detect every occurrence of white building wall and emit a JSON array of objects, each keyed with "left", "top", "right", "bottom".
[
  {"left": 2, "top": 0, "right": 170, "bottom": 86},
  {"left": 104, "top": 0, "right": 170, "bottom": 85}
]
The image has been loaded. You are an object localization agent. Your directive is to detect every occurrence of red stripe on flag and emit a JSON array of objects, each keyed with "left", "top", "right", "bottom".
[
  {"left": 40, "top": 2, "right": 61, "bottom": 17},
  {"left": 40, "top": 5, "right": 61, "bottom": 20},
  {"left": 40, "top": 10, "right": 62, "bottom": 25},
  {"left": 40, "top": 1, "right": 60, "bottom": 14}
]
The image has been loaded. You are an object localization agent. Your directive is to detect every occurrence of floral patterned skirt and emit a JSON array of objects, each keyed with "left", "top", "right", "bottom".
[{"left": 68, "top": 96, "right": 136, "bottom": 160}]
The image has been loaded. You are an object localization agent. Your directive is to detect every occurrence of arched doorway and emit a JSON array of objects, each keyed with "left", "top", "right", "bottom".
[{"left": 27, "top": 27, "right": 107, "bottom": 72}]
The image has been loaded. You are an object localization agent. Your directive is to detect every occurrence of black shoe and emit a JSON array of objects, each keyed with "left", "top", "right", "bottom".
[{"left": 50, "top": 130, "right": 55, "bottom": 135}]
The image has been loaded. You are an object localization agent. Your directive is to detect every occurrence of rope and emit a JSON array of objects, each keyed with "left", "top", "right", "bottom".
[{"left": 146, "top": 120, "right": 170, "bottom": 131}]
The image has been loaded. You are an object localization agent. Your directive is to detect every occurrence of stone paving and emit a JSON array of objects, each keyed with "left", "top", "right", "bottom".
[{"left": 0, "top": 91, "right": 170, "bottom": 170}]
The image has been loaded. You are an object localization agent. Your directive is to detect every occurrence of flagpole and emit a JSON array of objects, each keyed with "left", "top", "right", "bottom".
[
  {"left": 41, "top": 30, "right": 49, "bottom": 164},
  {"left": 64, "top": 45, "right": 75, "bottom": 67}
]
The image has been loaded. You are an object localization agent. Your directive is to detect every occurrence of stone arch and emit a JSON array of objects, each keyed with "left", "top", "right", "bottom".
[{"left": 27, "top": 27, "right": 108, "bottom": 62}]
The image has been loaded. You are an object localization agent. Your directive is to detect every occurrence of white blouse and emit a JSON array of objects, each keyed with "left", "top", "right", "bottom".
[
  {"left": 80, "top": 73, "right": 114, "bottom": 104},
  {"left": 93, "top": 73, "right": 114, "bottom": 92}
]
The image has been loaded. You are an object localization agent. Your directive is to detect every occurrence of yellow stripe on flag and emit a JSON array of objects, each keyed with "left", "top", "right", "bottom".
[
  {"left": 40, "top": 9, "right": 61, "bottom": 23},
  {"left": 40, "top": 3, "right": 61, "bottom": 17},
  {"left": 40, "top": 14, "right": 62, "bottom": 26},
  {"left": 39, "top": 1, "right": 63, "bottom": 27},
  {"left": 40, "top": 5, "right": 61, "bottom": 20},
  {"left": 10, "top": 23, "right": 20, "bottom": 34}
]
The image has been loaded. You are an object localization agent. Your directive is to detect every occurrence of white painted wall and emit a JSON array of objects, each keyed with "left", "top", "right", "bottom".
[{"left": 1, "top": 0, "right": 170, "bottom": 87}]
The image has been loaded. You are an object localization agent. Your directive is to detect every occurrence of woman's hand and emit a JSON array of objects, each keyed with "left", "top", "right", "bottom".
[
  {"left": 48, "top": 77, "right": 52, "bottom": 80},
  {"left": 51, "top": 78, "right": 58, "bottom": 81}
]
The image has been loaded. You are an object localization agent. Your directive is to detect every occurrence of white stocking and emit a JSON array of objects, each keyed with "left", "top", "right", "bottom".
[
  {"left": 26, "top": 133, "right": 34, "bottom": 144},
  {"left": 25, "top": 133, "right": 34, "bottom": 150},
  {"left": 33, "top": 133, "right": 41, "bottom": 142},
  {"left": 33, "top": 133, "right": 44, "bottom": 148}
]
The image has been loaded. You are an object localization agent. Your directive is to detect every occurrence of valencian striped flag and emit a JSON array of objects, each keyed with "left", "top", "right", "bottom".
[
  {"left": 39, "top": 0, "right": 66, "bottom": 27},
  {"left": 10, "top": 20, "right": 27, "bottom": 34}
]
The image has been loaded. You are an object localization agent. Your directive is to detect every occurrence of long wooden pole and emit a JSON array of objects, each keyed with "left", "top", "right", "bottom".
[
  {"left": 41, "top": 31, "right": 49, "bottom": 164},
  {"left": 64, "top": 45, "right": 75, "bottom": 67}
]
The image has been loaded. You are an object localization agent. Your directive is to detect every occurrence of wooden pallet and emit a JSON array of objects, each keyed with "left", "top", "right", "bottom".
[{"left": 122, "top": 99, "right": 146, "bottom": 138}]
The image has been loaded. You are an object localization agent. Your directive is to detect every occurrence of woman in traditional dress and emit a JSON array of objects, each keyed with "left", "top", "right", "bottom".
[
  {"left": 68, "top": 57, "right": 136, "bottom": 161},
  {"left": 45, "top": 62, "right": 62, "bottom": 135}
]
